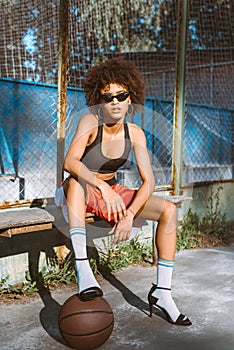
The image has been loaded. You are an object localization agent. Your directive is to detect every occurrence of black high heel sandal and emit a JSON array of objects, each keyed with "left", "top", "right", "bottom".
[
  {"left": 148, "top": 284, "right": 192, "bottom": 326},
  {"left": 75, "top": 258, "right": 103, "bottom": 301}
]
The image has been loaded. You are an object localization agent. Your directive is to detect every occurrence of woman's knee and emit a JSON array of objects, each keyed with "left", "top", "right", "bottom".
[
  {"left": 159, "top": 200, "right": 176, "bottom": 223},
  {"left": 66, "top": 177, "right": 86, "bottom": 198},
  {"left": 66, "top": 178, "right": 87, "bottom": 222}
]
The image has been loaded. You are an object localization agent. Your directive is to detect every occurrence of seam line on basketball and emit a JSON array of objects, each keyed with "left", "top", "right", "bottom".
[
  {"left": 59, "top": 321, "right": 114, "bottom": 337},
  {"left": 59, "top": 310, "right": 113, "bottom": 321}
]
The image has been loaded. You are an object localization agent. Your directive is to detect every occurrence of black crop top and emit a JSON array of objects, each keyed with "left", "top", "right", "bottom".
[{"left": 80, "top": 123, "right": 132, "bottom": 174}]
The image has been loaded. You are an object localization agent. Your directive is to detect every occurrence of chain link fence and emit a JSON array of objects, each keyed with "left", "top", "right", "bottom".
[
  {"left": 0, "top": 79, "right": 57, "bottom": 202},
  {"left": 0, "top": 0, "right": 233, "bottom": 205}
]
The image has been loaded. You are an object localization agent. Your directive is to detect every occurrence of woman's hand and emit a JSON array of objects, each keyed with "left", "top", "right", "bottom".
[
  {"left": 99, "top": 183, "right": 127, "bottom": 222},
  {"left": 112, "top": 209, "right": 135, "bottom": 244}
]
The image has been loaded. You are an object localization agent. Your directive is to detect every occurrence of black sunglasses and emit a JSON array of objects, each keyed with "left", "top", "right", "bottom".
[{"left": 100, "top": 91, "right": 130, "bottom": 103}]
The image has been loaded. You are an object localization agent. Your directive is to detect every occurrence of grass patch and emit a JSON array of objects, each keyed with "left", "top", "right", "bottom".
[
  {"left": 177, "top": 185, "right": 233, "bottom": 250},
  {"left": 0, "top": 256, "right": 77, "bottom": 301},
  {"left": 95, "top": 235, "right": 153, "bottom": 272}
]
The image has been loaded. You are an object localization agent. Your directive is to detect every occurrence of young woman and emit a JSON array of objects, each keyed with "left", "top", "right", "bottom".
[{"left": 56, "top": 57, "right": 191, "bottom": 326}]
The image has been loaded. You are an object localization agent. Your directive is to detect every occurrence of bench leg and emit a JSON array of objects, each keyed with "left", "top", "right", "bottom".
[
  {"left": 152, "top": 222, "right": 157, "bottom": 266},
  {"left": 28, "top": 249, "right": 41, "bottom": 284}
]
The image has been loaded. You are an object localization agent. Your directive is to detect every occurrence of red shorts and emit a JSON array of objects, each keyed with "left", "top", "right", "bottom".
[{"left": 86, "top": 184, "right": 137, "bottom": 225}]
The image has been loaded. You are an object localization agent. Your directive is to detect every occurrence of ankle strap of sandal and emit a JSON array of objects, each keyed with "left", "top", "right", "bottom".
[{"left": 156, "top": 286, "right": 171, "bottom": 291}]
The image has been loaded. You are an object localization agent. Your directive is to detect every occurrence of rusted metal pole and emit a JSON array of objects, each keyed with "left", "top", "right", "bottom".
[
  {"left": 57, "top": 0, "right": 68, "bottom": 187},
  {"left": 171, "top": 0, "right": 189, "bottom": 195}
]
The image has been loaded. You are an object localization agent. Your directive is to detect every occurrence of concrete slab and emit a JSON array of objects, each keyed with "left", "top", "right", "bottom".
[{"left": 0, "top": 245, "right": 234, "bottom": 350}]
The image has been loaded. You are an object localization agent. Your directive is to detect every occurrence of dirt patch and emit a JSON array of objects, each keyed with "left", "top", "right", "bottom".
[
  {"left": 0, "top": 282, "right": 77, "bottom": 305},
  {"left": 193, "top": 232, "right": 233, "bottom": 248}
]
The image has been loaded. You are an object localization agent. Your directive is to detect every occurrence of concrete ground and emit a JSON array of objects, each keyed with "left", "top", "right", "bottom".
[{"left": 1, "top": 244, "right": 234, "bottom": 350}]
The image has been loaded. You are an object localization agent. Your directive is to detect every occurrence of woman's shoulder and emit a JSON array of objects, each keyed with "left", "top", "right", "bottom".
[
  {"left": 79, "top": 112, "right": 98, "bottom": 125},
  {"left": 127, "top": 122, "right": 146, "bottom": 140},
  {"left": 71, "top": 113, "right": 98, "bottom": 142},
  {"left": 77, "top": 113, "right": 98, "bottom": 132}
]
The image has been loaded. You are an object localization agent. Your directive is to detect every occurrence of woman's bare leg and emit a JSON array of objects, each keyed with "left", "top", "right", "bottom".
[
  {"left": 138, "top": 194, "right": 177, "bottom": 259},
  {"left": 138, "top": 194, "right": 191, "bottom": 325},
  {"left": 66, "top": 177, "right": 102, "bottom": 297}
]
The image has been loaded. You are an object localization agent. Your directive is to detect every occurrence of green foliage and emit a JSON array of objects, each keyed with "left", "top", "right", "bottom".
[
  {"left": 97, "top": 236, "right": 152, "bottom": 272},
  {"left": 0, "top": 255, "right": 77, "bottom": 300},
  {"left": 176, "top": 209, "right": 199, "bottom": 250},
  {"left": 42, "top": 255, "right": 77, "bottom": 289},
  {"left": 199, "top": 185, "right": 228, "bottom": 236},
  {"left": 177, "top": 185, "right": 232, "bottom": 250},
  {"left": 0, "top": 274, "right": 38, "bottom": 299}
]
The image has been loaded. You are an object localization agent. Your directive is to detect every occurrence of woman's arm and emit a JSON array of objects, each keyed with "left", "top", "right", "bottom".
[
  {"left": 127, "top": 123, "right": 155, "bottom": 216},
  {"left": 63, "top": 114, "right": 103, "bottom": 188},
  {"left": 112, "top": 123, "right": 155, "bottom": 243}
]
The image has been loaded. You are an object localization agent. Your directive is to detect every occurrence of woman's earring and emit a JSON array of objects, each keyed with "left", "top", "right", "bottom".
[
  {"left": 127, "top": 103, "right": 134, "bottom": 117},
  {"left": 97, "top": 106, "right": 104, "bottom": 120}
]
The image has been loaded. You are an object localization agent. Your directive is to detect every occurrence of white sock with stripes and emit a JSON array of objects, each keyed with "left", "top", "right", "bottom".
[
  {"left": 70, "top": 226, "right": 101, "bottom": 293},
  {"left": 152, "top": 258, "right": 180, "bottom": 322}
]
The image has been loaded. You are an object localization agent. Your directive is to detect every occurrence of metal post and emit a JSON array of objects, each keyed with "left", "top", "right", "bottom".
[
  {"left": 171, "top": 0, "right": 189, "bottom": 195},
  {"left": 57, "top": 0, "right": 68, "bottom": 187},
  {"left": 210, "top": 51, "right": 214, "bottom": 105}
]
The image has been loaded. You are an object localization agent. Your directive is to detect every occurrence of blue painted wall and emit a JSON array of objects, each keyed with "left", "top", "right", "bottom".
[{"left": 0, "top": 78, "right": 233, "bottom": 201}]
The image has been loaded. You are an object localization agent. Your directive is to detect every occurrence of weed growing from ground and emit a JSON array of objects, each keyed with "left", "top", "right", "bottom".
[
  {"left": 97, "top": 235, "right": 152, "bottom": 272},
  {"left": 177, "top": 185, "right": 233, "bottom": 250}
]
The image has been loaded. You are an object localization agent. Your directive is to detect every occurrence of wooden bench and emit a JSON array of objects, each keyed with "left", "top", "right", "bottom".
[
  {"left": 0, "top": 207, "right": 54, "bottom": 238},
  {"left": 0, "top": 194, "right": 192, "bottom": 272},
  {"left": 154, "top": 194, "right": 192, "bottom": 206},
  {"left": 0, "top": 195, "right": 192, "bottom": 235},
  {"left": 0, "top": 206, "right": 68, "bottom": 286}
]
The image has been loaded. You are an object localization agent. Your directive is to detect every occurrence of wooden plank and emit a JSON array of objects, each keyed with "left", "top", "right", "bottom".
[
  {"left": 0, "top": 208, "right": 54, "bottom": 230},
  {"left": 0, "top": 198, "right": 47, "bottom": 209},
  {"left": 0, "top": 223, "right": 53, "bottom": 238},
  {"left": 165, "top": 195, "right": 193, "bottom": 204},
  {"left": 154, "top": 194, "right": 192, "bottom": 205},
  {"left": 0, "top": 195, "right": 192, "bottom": 239}
]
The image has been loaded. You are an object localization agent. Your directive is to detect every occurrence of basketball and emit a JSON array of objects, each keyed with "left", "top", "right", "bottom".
[{"left": 58, "top": 294, "right": 114, "bottom": 350}]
